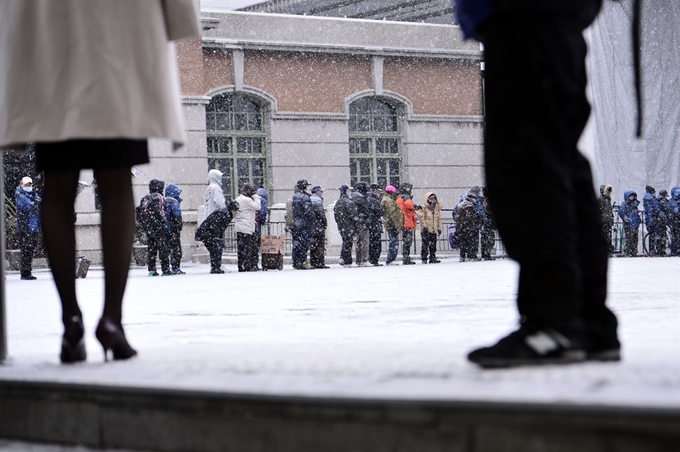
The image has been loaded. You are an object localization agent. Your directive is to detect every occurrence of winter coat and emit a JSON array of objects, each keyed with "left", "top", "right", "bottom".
[
  {"left": 669, "top": 187, "right": 680, "bottom": 226},
  {"left": 367, "top": 192, "right": 384, "bottom": 232},
  {"left": 396, "top": 197, "right": 417, "bottom": 230},
  {"left": 233, "top": 193, "right": 261, "bottom": 235},
  {"left": 643, "top": 191, "right": 661, "bottom": 228},
  {"left": 454, "top": 0, "right": 602, "bottom": 41},
  {"left": 204, "top": 170, "right": 226, "bottom": 219},
  {"left": 417, "top": 192, "right": 443, "bottom": 233},
  {"left": 15, "top": 186, "right": 41, "bottom": 235},
  {"left": 334, "top": 194, "right": 358, "bottom": 235},
  {"left": 195, "top": 208, "right": 234, "bottom": 242},
  {"left": 454, "top": 198, "right": 480, "bottom": 235},
  {"left": 597, "top": 185, "right": 614, "bottom": 228},
  {"left": 310, "top": 194, "right": 327, "bottom": 232},
  {"left": 292, "top": 190, "right": 314, "bottom": 231},
  {"left": 0, "top": 1, "right": 199, "bottom": 150},
  {"left": 381, "top": 193, "right": 404, "bottom": 231},
  {"left": 256, "top": 188, "right": 269, "bottom": 226},
  {"left": 164, "top": 184, "right": 183, "bottom": 234},
  {"left": 618, "top": 190, "right": 641, "bottom": 229},
  {"left": 351, "top": 191, "right": 371, "bottom": 231}
]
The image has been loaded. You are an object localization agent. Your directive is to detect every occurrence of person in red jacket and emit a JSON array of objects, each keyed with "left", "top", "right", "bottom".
[{"left": 396, "top": 183, "right": 417, "bottom": 265}]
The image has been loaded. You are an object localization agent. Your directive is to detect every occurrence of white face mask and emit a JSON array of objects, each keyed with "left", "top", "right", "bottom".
[{"left": 23, "top": 186, "right": 33, "bottom": 192}]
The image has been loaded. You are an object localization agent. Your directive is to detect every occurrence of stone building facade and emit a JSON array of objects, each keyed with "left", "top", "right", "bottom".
[{"left": 73, "top": 10, "right": 483, "bottom": 262}]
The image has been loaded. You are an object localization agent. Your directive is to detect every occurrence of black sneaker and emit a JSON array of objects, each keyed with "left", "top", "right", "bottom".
[
  {"left": 468, "top": 328, "right": 586, "bottom": 368},
  {"left": 586, "top": 335, "right": 621, "bottom": 362},
  {"left": 402, "top": 260, "right": 416, "bottom": 265},
  {"left": 20, "top": 274, "right": 37, "bottom": 280},
  {"left": 429, "top": 259, "right": 441, "bottom": 264},
  {"left": 210, "top": 267, "right": 225, "bottom": 274}
]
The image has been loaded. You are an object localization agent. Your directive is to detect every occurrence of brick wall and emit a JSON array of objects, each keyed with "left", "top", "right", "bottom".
[{"left": 175, "top": 39, "right": 206, "bottom": 96}]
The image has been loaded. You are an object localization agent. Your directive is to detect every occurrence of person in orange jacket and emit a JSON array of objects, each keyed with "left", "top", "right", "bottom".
[{"left": 396, "top": 183, "right": 417, "bottom": 265}]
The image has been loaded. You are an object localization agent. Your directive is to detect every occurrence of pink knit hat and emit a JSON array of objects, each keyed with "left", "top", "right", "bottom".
[{"left": 385, "top": 185, "right": 397, "bottom": 193}]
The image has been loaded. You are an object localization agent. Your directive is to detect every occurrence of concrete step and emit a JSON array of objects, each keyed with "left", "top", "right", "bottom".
[{"left": 0, "top": 380, "right": 678, "bottom": 452}]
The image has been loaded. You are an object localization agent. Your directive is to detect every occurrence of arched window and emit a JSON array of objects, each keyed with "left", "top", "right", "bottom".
[
  {"left": 205, "top": 93, "right": 267, "bottom": 199},
  {"left": 348, "top": 96, "right": 402, "bottom": 188}
]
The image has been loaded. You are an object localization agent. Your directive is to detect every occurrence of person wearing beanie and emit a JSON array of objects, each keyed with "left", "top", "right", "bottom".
[
  {"left": 234, "top": 183, "right": 262, "bottom": 272},
  {"left": 656, "top": 189, "right": 671, "bottom": 256},
  {"left": 381, "top": 185, "right": 404, "bottom": 265},
  {"left": 334, "top": 184, "right": 357, "bottom": 267},
  {"left": 15, "top": 176, "right": 41, "bottom": 280},
  {"left": 309, "top": 186, "right": 329, "bottom": 269},
  {"left": 396, "top": 183, "right": 417, "bottom": 264},
  {"left": 416, "top": 192, "right": 442, "bottom": 264},
  {"left": 351, "top": 182, "right": 371, "bottom": 266},
  {"left": 618, "top": 191, "right": 641, "bottom": 257},
  {"left": 138, "top": 179, "right": 171, "bottom": 276},
  {"left": 367, "top": 184, "right": 385, "bottom": 266},
  {"left": 454, "top": 192, "right": 482, "bottom": 262},
  {"left": 643, "top": 185, "right": 663, "bottom": 256},
  {"left": 597, "top": 185, "right": 615, "bottom": 254}
]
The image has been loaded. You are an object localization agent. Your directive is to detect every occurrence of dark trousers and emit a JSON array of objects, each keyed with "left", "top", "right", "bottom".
[
  {"left": 291, "top": 227, "right": 311, "bottom": 267},
  {"left": 481, "top": 227, "right": 496, "bottom": 259},
  {"left": 339, "top": 230, "right": 354, "bottom": 265},
  {"left": 469, "top": 228, "right": 480, "bottom": 259},
  {"left": 147, "top": 234, "right": 169, "bottom": 273},
  {"left": 650, "top": 224, "right": 667, "bottom": 256},
  {"left": 19, "top": 232, "right": 38, "bottom": 277},
  {"left": 670, "top": 223, "right": 680, "bottom": 256},
  {"left": 355, "top": 229, "right": 369, "bottom": 264},
  {"left": 166, "top": 232, "right": 182, "bottom": 270},
  {"left": 459, "top": 228, "right": 477, "bottom": 260},
  {"left": 420, "top": 231, "right": 437, "bottom": 262},
  {"left": 624, "top": 226, "right": 639, "bottom": 256},
  {"left": 402, "top": 228, "right": 414, "bottom": 262},
  {"left": 204, "top": 238, "right": 222, "bottom": 270},
  {"left": 237, "top": 232, "right": 258, "bottom": 272},
  {"left": 310, "top": 230, "right": 326, "bottom": 267},
  {"left": 600, "top": 222, "right": 614, "bottom": 254},
  {"left": 368, "top": 227, "right": 382, "bottom": 265},
  {"left": 481, "top": 12, "right": 617, "bottom": 341}
]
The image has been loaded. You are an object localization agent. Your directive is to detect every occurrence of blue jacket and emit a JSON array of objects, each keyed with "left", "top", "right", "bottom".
[
  {"left": 15, "top": 186, "right": 41, "bottom": 234},
  {"left": 292, "top": 190, "right": 314, "bottom": 231},
  {"left": 669, "top": 187, "right": 680, "bottom": 224},
  {"left": 643, "top": 191, "right": 661, "bottom": 228},
  {"left": 453, "top": 0, "right": 603, "bottom": 41},
  {"left": 618, "top": 190, "right": 641, "bottom": 229},
  {"left": 257, "top": 188, "right": 268, "bottom": 225},
  {"left": 164, "top": 183, "right": 183, "bottom": 234}
]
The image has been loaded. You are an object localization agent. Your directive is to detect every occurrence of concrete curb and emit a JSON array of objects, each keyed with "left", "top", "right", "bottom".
[{"left": 1, "top": 380, "right": 678, "bottom": 452}]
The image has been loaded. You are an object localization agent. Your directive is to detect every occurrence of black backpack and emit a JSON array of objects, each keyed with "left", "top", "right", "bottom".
[{"left": 137, "top": 192, "right": 166, "bottom": 236}]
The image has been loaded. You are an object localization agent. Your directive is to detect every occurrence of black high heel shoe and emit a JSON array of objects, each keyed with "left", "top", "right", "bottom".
[
  {"left": 60, "top": 315, "right": 86, "bottom": 364},
  {"left": 95, "top": 317, "right": 138, "bottom": 362}
]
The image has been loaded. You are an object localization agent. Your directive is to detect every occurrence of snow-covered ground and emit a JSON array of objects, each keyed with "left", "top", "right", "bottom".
[{"left": 1, "top": 256, "right": 679, "bottom": 408}]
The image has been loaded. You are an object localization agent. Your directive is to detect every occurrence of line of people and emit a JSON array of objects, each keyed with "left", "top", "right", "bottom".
[{"left": 599, "top": 185, "right": 680, "bottom": 257}]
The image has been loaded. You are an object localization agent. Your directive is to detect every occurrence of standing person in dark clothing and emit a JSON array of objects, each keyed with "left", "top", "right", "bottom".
[
  {"left": 310, "top": 186, "right": 329, "bottom": 269},
  {"left": 417, "top": 192, "right": 442, "bottom": 264},
  {"left": 15, "top": 176, "right": 41, "bottom": 280},
  {"left": 456, "top": 0, "right": 621, "bottom": 368},
  {"left": 254, "top": 187, "right": 269, "bottom": 270},
  {"left": 618, "top": 190, "right": 641, "bottom": 257},
  {"left": 396, "top": 183, "right": 417, "bottom": 265},
  {"left": 234, "top": 183, "right": 262, "bottom": 272},
  {"left": 291, "top": 179, "right": 314, "bottom": 270},
  {"left": 467, "top": 186, "right": 483, "bottom": 260},
  {"left": 669, "top": 187, "right": 680, "bottom": 256},
  {"left": 656, "top": 189, "right": 670, "bottom": 256},
  {"left": 139, "top": 179, "right": 171, "bottom": 277},
  {"left": 352, "top": 182, "right": 371, "bottom": 267},
  {"left": 367, "top": 184, "right": 385, "bottom": 266},
  {"left": 480, "top": 186, "right": 497, "bottom": 260},
  {"left": 643, "top": 185, "right": 662, "bottom": 256},
  {"left": 381, "top": 185, "right": 404, "bottom": 265},
  {"left": 454, "top": 192, "right": 481, "bottom": 262},
  {"left": 164, "top": 183, "right": 185, "bottom": 275},
  {"left": 334, "top": 184, "right": 357, "bottom": 267},
  {"left": 597, "top": 185, "right": 614, "bottom": 254}
]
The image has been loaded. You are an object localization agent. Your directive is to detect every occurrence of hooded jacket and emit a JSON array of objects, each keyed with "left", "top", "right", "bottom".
[
  {"left": 618, "top": 190, "right": 641, "bottom": 229},
  {"left": 205, "top": 169, "right": 226, "bottom": 219},
  {"left": 417, "top": 192, "right": 443, "bottom": 233},
  {"left": 164, "top": 184, "right": 183, "bottom": 234},
  {"left": 381, "top": 192, "right": 404, "bottom": 231},
  {"left": 643, "top": 189, "right": 661, "bottom": 228},
  {"left": 396, "top": 196, "right": 417, "bottom": 230},
  {"left": 597, "top": 184, "right": 614, "bottom": 227},
  {"left": 454, "top": 196, "right": 481, "bottom": 234}
]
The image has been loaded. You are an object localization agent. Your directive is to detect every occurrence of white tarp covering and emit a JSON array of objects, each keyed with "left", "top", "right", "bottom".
[{"left": 585, "top": 0, "right": 680, "bottom": 196}]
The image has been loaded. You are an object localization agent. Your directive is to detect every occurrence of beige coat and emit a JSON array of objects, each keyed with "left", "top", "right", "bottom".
[
  {"left": 417, "top": 192, "right": 443, "bottom": 233},
  {"left": 0, "top": 0, "right": 199, "bottom": 150}
]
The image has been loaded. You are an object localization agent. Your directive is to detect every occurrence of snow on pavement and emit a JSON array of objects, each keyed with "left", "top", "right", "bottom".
[{"left": 1, "top": 256, "right": 679, "bottom": 408}]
